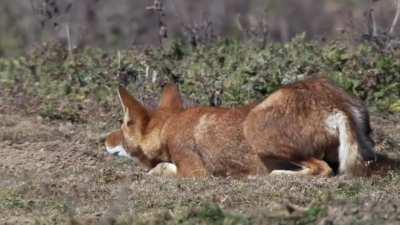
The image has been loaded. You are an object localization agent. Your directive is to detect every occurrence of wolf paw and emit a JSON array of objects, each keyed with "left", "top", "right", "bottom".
[{"left": 148, "top": 162, "right": 178, "bottom": 177}]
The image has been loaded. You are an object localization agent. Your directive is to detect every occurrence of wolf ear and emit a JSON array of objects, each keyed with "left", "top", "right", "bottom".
[
  {"left": 158, "top": 84, "right": 183, "bottom": 111},
  {"left": 118, "top": 86, "right": 149, "bottom": 126}
]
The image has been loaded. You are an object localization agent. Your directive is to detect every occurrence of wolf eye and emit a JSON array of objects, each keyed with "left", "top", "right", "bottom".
[{"left": 127, "top": 120, "right": 134, "bottom": 126}]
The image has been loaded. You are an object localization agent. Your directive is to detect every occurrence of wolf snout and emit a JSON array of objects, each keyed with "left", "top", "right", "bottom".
[{"left": 105, "top": 144, "right": 135, "bottom": 160}]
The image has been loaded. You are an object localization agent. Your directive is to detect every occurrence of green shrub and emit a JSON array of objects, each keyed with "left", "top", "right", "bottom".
[{"left": 1, "top": 36, "right": 399, "bottom": 123}]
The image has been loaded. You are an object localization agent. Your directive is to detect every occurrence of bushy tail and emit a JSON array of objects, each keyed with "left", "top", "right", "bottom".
[{"left": 327, "top": 111, "right": 376, "bottom": 175}]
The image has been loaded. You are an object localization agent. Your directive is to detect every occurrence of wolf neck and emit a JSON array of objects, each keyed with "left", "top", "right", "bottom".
[
  {"left": 139, "top": 130, "right": 164, "bottom": 159},
  {"left": 138, "top": 113, "right": 174, "bottom": 162}
]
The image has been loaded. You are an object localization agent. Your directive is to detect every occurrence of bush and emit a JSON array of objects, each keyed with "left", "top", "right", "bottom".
[{"left": 1, "top": 36, "right": 399, "bottom": 123}]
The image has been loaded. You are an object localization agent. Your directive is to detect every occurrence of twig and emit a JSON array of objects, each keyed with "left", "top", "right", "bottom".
[
  {"left": 65, "top": 23, "right": 73, "bottom": 61},
  {"left": 117, "top": 50, "right": 121, "bottom": 71},
  {"left": 146, "top": 0, "right": 167, "bottom": 46},
  {"left": 367, "top": 8, "right": 377, "bottom": 37},
  {"left": 372, "top": 9, "right": 377, "bottom": 37},
  {"left": 389, "top": 0, "right": 400, "bottom": 35}
]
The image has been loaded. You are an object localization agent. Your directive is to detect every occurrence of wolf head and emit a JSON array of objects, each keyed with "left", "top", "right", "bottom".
[{"left": 104, "top": 84, "right": 184, "bottom": 168}]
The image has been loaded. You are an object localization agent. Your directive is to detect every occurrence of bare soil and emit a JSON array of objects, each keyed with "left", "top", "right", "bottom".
[{"left": 0, "top": 95, "right": 400, "bottom": 225}]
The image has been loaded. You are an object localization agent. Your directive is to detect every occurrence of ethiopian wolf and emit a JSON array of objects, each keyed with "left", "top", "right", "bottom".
[{"left": 105, "top": 76, "right": 376, "bottom": 177}]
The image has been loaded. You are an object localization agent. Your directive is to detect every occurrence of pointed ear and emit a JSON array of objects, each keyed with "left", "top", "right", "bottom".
[
  {"left": 159, "top": 84, "right": 183, "bottom": 110},
  {"left": 118, "top": 86, "right": 129, "bottom": 113},
  {"left": 118, "top": 86, "right": 149, "bottom": 125}
]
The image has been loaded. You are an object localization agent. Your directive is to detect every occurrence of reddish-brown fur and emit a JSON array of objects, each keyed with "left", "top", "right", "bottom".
[
  {"left": 105, "top": 130, "right": 124, "bottom": 149},
  {"left": 244, "top": 78, "right": 376, "bottom": 176},
  {"left": 109, "top": 76, "right": 376, "bottom": 177},
  {"left": 115, "top": 84, "right": 185, "bottom": 169}
]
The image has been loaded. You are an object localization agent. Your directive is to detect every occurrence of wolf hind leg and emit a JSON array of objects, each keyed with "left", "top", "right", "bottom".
[{"left": 270, "top": 158, "right": 333, "bottom": 177}]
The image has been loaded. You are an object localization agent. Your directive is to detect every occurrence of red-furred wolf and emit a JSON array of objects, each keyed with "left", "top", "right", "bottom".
[{"left": 105, "top": 76, "right": 376, "bottom": 177}]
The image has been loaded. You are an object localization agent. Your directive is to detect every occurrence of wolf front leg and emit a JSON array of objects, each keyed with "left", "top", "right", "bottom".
[
  {"left": 147, "top": 154, "right": 208, "bottom": 178},
  {"left": 170, "top": 149, "right": 209, "bottom": 178},
  {"left": 148, "top": 162, "right": 178, "bottom": 177}
]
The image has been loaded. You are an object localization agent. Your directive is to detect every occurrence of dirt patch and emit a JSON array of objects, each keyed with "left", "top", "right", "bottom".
[{"left": 0, "top": 98, "right": 399, "bottom": 225}]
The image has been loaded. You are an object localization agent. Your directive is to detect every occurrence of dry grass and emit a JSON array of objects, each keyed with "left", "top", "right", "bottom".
[{"left": 0, "top": 96, "right": 399, "bottom": 225}]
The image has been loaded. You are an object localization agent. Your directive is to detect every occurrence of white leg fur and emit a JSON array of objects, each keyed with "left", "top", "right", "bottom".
[
  {"left": 148, "top": 162, "right": 178, "bottom": 177},
  {"left": 325, "top": 111, "right": 361, "bottom": 174},
  {"left": 270, "top": 168, "right": 311, "bottom": 176}
]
